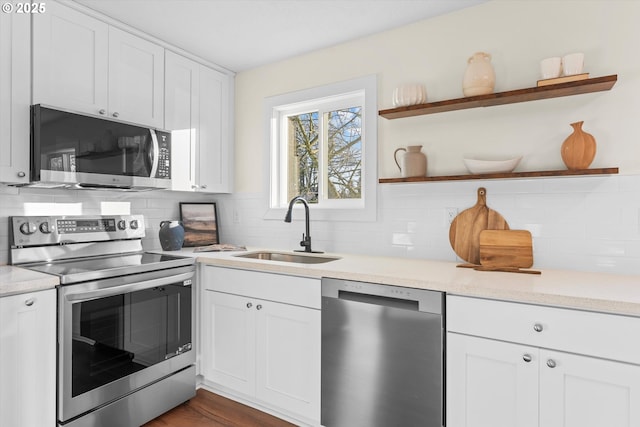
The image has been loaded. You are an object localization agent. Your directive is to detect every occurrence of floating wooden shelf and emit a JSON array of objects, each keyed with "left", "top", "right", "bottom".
[
  {"left": 378, "top": 167, "right": 619, "bottom": 183},
  {"left": 379, "top": 75, "right": 617, "bottom": 119}
]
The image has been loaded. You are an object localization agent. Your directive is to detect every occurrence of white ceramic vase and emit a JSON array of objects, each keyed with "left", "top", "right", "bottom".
[
  {"left": 462, "top": 52, "right": 495, "bottom": 97},
  {"left": 392, "top": 83, "right": 427, "bottom": 107}
]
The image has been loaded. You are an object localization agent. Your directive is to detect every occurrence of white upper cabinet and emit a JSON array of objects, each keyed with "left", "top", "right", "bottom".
[
  {"left": 198, "top": 66, "right": 232, "bottom": 193},
  {"left": 32, "top": 2, "right": 109, "bottom": 116},
  {"left": 33, "top": 1, "right": 164, "bottom": 128},
  {"left": 165, "top": 51, "right": 200, "bottom": 192},
  {"left": 108, "top": 27, "right": 164, "bottom": 128},
  {"left": 0, "top": 7, "right": 30, "bottom": 184},
  {"left": 165, "top": 51, "right": 233, "bottom": 193}
]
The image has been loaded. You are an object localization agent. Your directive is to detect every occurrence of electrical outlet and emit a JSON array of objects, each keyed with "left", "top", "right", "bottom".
[
  {"left": 233, "top": 209, "right": 240, "bottom": 224},
  {"left": 445, "top": 207, "right": 458, "bottom": 225}
]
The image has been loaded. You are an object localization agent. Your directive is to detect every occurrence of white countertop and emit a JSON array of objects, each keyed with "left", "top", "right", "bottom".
[
  {"left": 0, "top": 266, "right": 60, "bottom": 297},
  {"left": 3, "top": 247, "right": 640, "bottom": 317},
  {"left": 169, "top": 247, "right": 640, "bottom": 317}
]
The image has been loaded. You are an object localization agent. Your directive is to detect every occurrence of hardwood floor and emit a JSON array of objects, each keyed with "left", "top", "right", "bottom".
[{"left": 142, "top": 388, "right": 297, "bottom": 427}]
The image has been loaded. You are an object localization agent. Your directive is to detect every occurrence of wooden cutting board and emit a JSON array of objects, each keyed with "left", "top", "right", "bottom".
[
  {"left": 449, "top": 187, "right": 509, "bottom": 265},
  {"left": 479, "top": 230, "right": 533, "bottom": 268}
]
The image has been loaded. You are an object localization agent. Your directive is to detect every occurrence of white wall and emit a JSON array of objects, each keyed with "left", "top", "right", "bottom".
[{"left": 224, "top": 0, "right": 640, "bottom": 275}]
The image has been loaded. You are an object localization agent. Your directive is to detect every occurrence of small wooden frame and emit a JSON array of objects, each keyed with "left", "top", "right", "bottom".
[{"left": 179, "top": 202, "right": 219, "bottom": 247}]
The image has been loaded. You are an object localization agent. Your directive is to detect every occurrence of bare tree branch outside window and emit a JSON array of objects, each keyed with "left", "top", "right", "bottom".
[{"left": 287, "top": 106, "right": 362, "bottom": 203}]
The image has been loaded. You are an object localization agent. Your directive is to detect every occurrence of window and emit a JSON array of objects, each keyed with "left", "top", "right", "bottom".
[{"left": 264, "top": 75, "right": 377, "bottom": 221}]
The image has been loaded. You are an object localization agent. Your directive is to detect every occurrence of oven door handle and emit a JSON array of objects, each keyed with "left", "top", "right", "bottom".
[{"left": 65, "top": 271, "right": 194, "bottom": 303}]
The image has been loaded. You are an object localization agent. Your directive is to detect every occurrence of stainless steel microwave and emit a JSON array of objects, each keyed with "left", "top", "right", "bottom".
[{"left": 30, "top": 105, "right": 171, "bottom": 190}]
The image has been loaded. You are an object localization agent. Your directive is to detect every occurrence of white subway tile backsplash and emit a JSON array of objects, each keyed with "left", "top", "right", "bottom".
[
  {"left": 221, "top": 175, "right": 640, "bottom": 275},
  {"left": 3, "top": 174, "right": 640, "bottom": 274}
]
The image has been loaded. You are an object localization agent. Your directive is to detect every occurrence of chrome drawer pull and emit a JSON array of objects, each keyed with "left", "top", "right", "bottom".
[
  {"left": 25, "top": 298, "right": 34, "bottom": 306},
  {"left": 522, "top": 354, "right": 532, "bottom": 363},
  {"left": 246, "top": 302, "right": 252, "bottom": 309},
  {"left": 533, "top": 323, "right": 544, "bottom": 332},
  {"left": 547, "top": 359, "right": 557, "bottom": 368}
]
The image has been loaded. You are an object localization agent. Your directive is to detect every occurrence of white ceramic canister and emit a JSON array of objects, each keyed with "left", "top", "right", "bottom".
[
  {"left": 562, "top": 52, "right": 585, "bottom": 76},
  {"left": 462, "top": 52, "right": 496, "bottom": 97},
  {"left": 394, "top": 145, "right": 427, "bottom": 178}
]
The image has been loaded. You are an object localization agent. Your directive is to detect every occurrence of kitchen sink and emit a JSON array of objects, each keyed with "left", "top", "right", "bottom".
[{"left": 234, "top": 251, "right": 340, "bottom": 264}]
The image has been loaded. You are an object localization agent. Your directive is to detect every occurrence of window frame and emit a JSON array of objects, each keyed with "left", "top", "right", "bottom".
[{"left": 263, "top": 75, "right": 377, "bottom": 222}]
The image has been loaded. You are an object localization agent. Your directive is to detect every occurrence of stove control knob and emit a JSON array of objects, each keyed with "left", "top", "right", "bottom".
[
  {"left": 117, "top": 220, "right": 127, "bottom": 230},
  {"left": 129, "top": 220, "right": 139, "bottom": 230},
  {"left": 39, "top": 222, "right": 52, "bottom": 234},
  {"left": 19, "top": 222, "right": 37, "bottom": 235}
]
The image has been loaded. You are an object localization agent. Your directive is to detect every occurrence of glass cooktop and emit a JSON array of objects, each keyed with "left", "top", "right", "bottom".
[{"left": 24, "top": 252, "right": 194, "bottom": 285}]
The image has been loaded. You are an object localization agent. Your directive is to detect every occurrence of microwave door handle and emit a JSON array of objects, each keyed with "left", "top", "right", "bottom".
[
  {"left": 65, "top": 271, "right": 194, "bottom": 303},
  {"left": 148, "top": 129, "right": 160, "bottom": 178}
]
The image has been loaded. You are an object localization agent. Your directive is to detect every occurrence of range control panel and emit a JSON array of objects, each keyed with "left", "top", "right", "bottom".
[{"left": 10, "top": 215, "right": 145, "bottom": 247}]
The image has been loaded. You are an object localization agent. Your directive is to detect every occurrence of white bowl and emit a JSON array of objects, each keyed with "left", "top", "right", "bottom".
[{"left": 463, "top": 156, "right": 522, "bottom": 174}]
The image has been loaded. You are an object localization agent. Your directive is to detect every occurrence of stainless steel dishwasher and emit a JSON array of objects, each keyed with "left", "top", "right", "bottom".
[{"left": 321, "top": 277, "right": 444, "bottom": 427}]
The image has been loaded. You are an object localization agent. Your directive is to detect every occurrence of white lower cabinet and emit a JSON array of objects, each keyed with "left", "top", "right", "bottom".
[
  {"left": 201, "top": 266, "right": 320, "bottom": 424},
  {"left": 447, "top": 334, "right": 538, "bottom": 427},
  {"left": 539, "top": 348, "right": 640, "bottom": 427},
  {"left": 0, "top": 289, "right": 56, "bottom": 427},
  {"left": 447, "top": 295, "right": 640, "bottom": 427}
]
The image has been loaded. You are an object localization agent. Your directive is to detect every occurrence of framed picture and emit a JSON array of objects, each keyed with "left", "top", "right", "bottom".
[{"left": 179, "top": 202, "right": 219, "bottom": 247}]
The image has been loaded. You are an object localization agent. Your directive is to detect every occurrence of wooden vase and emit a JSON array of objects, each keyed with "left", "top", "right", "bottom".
[{"left": 561, "top": 121, "right": 596, "bottom": 170}]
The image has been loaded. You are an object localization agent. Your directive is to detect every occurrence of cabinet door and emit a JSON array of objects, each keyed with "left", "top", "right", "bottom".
[
  {"left": 108, "top": 27, "right": 164, "bottom": 128},
  {"left": 201, "top": 290, "right": 256, "bottom": 396},
  {"left": 255, "top": 299, "right": 321, "bottom": 421},
  {"left": 0, "top": 4, "right": 30, "bottom": 183},
  {"left": 0, "top": 290, "right": 56, "bottom": 427},
  {"left": 198, "top": 67, "right": 232, "bottom": 193},
  {"left": 165, "top": 51, "right": 200, "bottom": 192},
  {"left": 447, "top": 333, "right": 539, "bottom": 427},
  {"left": 540, "top": 349, "right": 640, "bottom": 427},
  {"left": 32, "top": 1, "right": 109, "bottom": 116}
]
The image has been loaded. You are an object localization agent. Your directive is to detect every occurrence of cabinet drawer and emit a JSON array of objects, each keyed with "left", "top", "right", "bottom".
[
  {"left": 202, "top": 265, "right": 321, "bottom": 309},
  {"left": 447, "top": 295, "right": 640, "bottom": 365}
]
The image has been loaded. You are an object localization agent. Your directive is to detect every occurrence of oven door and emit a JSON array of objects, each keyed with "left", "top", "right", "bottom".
[{"left": 58, "top": 265, "right": 195, "bottom": 423}]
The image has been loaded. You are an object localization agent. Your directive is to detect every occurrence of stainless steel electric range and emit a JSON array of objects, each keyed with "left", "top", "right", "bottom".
[{"left": 9, "top": 215, "right": 196, "bottom": 427}]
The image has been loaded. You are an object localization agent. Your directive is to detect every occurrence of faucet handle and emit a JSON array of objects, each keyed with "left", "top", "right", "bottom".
[{"left": 300, "top": 233, "right": 312, "bottom": 250}]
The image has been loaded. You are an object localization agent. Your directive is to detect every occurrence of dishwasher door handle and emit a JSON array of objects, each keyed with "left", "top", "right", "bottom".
[
  {"left": 322, "top": 277, "right": 443, "bottom": 315},
  {"left": 338, "top": 290, "right": 419, "bottom": 311}
]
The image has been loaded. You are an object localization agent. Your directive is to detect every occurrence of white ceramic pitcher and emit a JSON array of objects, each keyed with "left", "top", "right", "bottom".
[{"left": 394, "top": 145, "right": 427, "bottom": 178}]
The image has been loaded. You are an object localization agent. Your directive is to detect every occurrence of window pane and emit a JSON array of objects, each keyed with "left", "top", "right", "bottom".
[
  {"left": 287, "top": 112, "right": 319, "bottom": 203},
  {"left": 326, "top": 107, "right": 362, "bottom": 200}
]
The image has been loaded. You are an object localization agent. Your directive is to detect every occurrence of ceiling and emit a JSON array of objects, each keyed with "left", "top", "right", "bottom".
[{"left": 73, "top": 0, "right": 485, "bottom": 72}]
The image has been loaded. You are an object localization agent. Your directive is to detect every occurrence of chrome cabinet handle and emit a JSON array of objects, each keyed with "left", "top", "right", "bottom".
[
  {"left": 25, "top": 298, "right": 34, "bottom": 306},
  {"left": 246, "top": 302, "right": 252, "bottom": 309},
  {"left": 17, "top": 171, "right": 26, "bottom": 178},
  {"left": 99, "top": 109, "right": 106, "bottom": 115},
  {"left": 112, "top": 112, "right": 120, "bottom": 118},
  {"left": 256, "top": 304, "right": 263, "bottom": 310},
  {"left": 533, "top": 323, "right": 544, "bottom": 332},
  {"left": 546, "top": 359, "right": 557, "bottom": 368},
  {"left": 201, "top": 184, "right": 207, "bottom": 189},
  {"left": 522, "top": 354, "right": 532, "bottom": 363}
]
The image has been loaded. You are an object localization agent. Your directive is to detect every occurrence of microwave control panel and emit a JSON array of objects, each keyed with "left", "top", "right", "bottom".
[{"left": 156, "top": 132, "right": 171, "bottom": 179}]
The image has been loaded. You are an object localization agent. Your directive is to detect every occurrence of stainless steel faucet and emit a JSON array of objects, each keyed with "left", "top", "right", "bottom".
[{"left": 284, "top": 196, "right": 322, "bottom": 253}]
